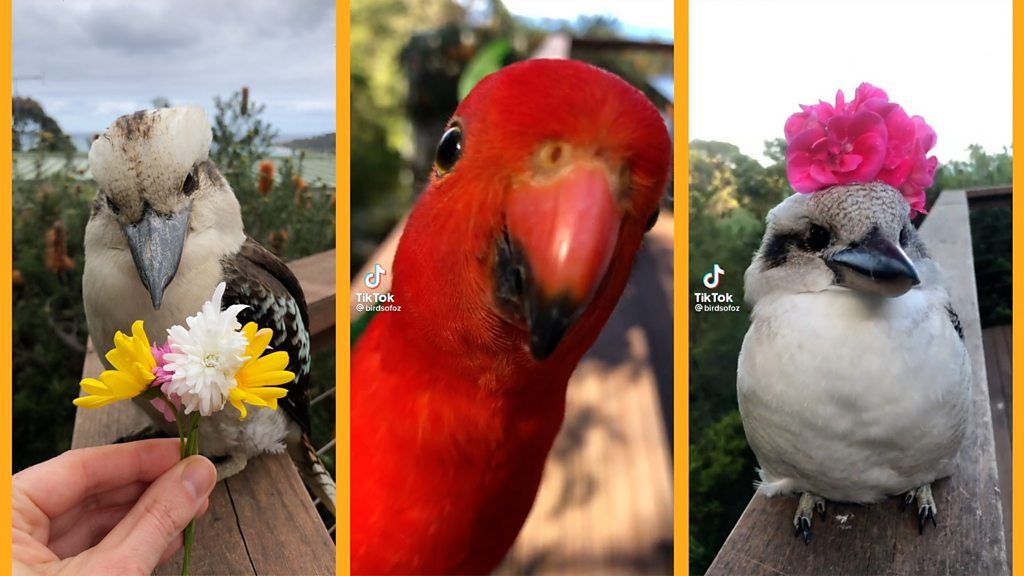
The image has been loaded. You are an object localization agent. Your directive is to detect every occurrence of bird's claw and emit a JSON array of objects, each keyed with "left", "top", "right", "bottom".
[
  {"left": 793, "top": 493, "right": 825, "bottom": 545},
  {"left": 795, "top": 515, "right": 812, "bottom": 544},
  {"left": 904, "top": 484, "right": 938, "bottom": 535},
  {"left": 918, "top": 504, "right": 937, "bottom": 534}
]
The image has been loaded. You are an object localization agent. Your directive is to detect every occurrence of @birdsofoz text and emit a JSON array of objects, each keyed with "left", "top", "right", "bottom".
[{"left": 693, "top": 292, "right": 739, "bottom": 313}]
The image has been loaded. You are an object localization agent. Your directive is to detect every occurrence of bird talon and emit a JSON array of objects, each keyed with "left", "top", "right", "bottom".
[
  {"left": 795, "top": 516, "right": 812, "bottom": 544},
  {"left": 908, "top": 484, "right": 938, "bottom": 535},
  {"left": 793, "top": 493, "right": 824, "bottom": 545}
]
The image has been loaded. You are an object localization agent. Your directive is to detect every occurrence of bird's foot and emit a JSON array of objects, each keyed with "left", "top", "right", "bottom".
[
  {"left": 793, "top": 492, "right": 826, "bottom": 544},
  {"left": 212, "top": 451, "right": 250, "bottom": 481},
  {"left": 904, "top": 484, "right": 937, "bottom": 534}
]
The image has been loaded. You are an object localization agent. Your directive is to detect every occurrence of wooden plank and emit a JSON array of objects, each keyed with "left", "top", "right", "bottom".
[
  {"left": 155, "top": 483, "right": 256, "bottom": 576},
  {"left": 707, "top": 190, "right": 1007, "bottom": 576},
  {"left": 222, "top": 454, "right": 335, "bottom": 575},
  {"left": 72, "top": 251, "right": 336, "bottom": 575},
  {"left": 497, "top": 214, "right": 674, "bottom": 575},
  {"left": 287, "top": 249, "right": 336, "bottom": 351},
  {"left": 983, "top": 325, "right": 1013, "bottom": 569}
]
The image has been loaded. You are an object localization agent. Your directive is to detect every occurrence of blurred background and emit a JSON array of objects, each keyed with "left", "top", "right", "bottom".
[
  {"left": 351, "top": 0, "right": 676, "bottom": 573},
  {"left": 11, "top": 0, "right": 336, "bottom": 497},
  {"left": 688, "top": 1, "right": 1012, "bottom": 573}
]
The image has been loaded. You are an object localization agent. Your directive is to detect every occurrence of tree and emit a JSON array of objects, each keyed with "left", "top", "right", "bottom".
[{"left": 12, "top": 97, "right": 75, "bottom": 153}]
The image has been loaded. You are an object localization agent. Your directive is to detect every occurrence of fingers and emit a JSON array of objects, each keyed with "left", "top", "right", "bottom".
[
  {"left": 49, "top": 481, "right": 150, "bottom": 544},
  {"left": 14, "top": 439, "right": 183, "bottom": 520},
  {"left": 91, "top": 455, "right": 216, "bottom": 573},
  {"left": 48, "top": 503, "right": 133, "bottom": 559},
  {"left": 49, "top": 486, "right": 212, "bottom": 561}
]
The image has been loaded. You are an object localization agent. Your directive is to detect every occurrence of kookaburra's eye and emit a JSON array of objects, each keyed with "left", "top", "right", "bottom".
[
  {"left": 434, "top": 125, "right": 463, "bottom": 175},
  {"left": 182, "top": 169, "right": 198, "bottom": 196},
  {"left": 105, "top": 196, "right": 121, "bottom": 215},
  {"left": 805, "top": 224, "right": 831, "bottom": 251}
]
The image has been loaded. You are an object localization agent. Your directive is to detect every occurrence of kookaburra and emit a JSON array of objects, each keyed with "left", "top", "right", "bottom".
[
  {"left": 83, "top": 106, "right": 335, "bottom": 514},
  {"left": 737, "top": 183, "right": 970, "bottom": 542}
]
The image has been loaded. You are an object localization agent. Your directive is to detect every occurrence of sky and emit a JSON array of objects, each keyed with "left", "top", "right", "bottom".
[
  {"left": 501, "top": 0, "right": 674, "bottom": 41},
  {"left": 13, "top": 0, "right": 335, "bottom": 137},
  {"left": 690, "top": 0, "right": 1012, "bottom": 165}
]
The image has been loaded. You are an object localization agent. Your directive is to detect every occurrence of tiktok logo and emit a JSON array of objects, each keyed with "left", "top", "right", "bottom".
[
  {"left": 364, "top": 263, "right": 386, "bottom": 289},
  {"left": 703, "top": 264, "right": 725, "bottom": 289}
]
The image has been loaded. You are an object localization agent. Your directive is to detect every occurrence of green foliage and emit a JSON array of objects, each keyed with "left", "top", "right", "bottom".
[
  {"left": 12, "top": 165, "right": 93, "bottom": 472},
  {"left": 212, "top": 90, "right": 335, "bottom": 261},
  {"left": 13, "top": 97, "right": 76, "bottom": 153},
  {"left": 458, "top": 39, "right": 511, "bottom": 100},
  {"left": 689, "top": 410, "right": 757, "bottom": 575}
]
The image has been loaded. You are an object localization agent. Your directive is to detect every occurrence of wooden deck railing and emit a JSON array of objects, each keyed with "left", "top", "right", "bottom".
[
  {"left": 706, "top": 189, "right": 1009, "bottom": 575},
  {"left": 73, "top": 249, "right": 337, "bottom": 575}
]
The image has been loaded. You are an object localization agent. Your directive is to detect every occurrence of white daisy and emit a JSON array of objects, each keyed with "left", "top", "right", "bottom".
[{"left": 163, "top": 283, "right": 249, "bottom": 416}]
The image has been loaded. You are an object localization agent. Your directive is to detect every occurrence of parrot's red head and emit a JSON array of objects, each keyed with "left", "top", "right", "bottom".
[{"left": 392, "top": 59, "right": 671, "bottom": 370}]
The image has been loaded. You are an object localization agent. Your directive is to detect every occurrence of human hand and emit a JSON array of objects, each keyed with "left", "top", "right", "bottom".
[{"left": 13, "top": 438, "right": 217, "bottom": 575}]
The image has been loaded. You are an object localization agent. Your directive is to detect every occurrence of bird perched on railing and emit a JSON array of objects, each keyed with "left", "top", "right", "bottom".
[
  {"left": 83, "top": 106, "right": 335, "bottom": 515},
  {"left": 738, "top": 84, "right": 970, "bottom": 544},
  {"left": 351, "top": 59, "right": 672, "bottom": 575}
]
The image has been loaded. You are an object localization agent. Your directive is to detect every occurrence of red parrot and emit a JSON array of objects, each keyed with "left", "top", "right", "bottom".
[{"left": 352, "top": 59, "right": 672, "bottom": 575}]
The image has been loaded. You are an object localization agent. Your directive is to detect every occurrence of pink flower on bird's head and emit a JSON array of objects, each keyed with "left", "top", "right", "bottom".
[{"left": 784, "top": 83, "right": 937, "bottom": 215}]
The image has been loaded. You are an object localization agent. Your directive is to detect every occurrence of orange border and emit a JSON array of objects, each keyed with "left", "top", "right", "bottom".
[
  {"left": 337, "top": 0, "right": 351, "bottom": 574},
  {"left": 674, "top": 1, "right": 689, "bottom": 575},
  {"left": 1013, "top": 0, "right": 1022, "bottom": 571},
  {"left": 3, "top": 0, "right": 13, "bottom": 571}
]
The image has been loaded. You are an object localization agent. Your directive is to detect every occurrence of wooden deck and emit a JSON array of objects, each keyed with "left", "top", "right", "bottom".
[
  {"left": 351, "top": 214, "right": 675, "bottom": 574},
  {"left": 707, "top": 190, "right": 1008, "bottom": 575},
  {"left": 983, "top": 323, "right": 1012, "bottom": 566},
  {"left": 72, "top": 250, "right": 337, "bottom": 575}
]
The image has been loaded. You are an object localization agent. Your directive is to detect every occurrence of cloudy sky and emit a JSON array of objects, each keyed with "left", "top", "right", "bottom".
[
  {"left": 13, "top": 0, "right": 335, "bottom": 137},
  {"left": 691, "top": 0, "right": 1012, "bottom": 165}
]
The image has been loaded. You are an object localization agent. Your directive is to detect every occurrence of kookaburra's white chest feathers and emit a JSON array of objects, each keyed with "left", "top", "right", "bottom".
[{"left": 738, "top": 284, "right": 970, "bottom": 502}]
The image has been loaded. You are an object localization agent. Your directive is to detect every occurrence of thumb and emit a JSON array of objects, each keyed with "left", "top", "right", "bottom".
[{"left": 95, "top": 455, "right": 216, "bottom": 573}]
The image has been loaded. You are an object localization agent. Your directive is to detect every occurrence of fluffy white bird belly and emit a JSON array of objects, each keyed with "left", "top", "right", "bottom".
[{"left": 737, "top": 288, "right": 970, "bottom": 503}]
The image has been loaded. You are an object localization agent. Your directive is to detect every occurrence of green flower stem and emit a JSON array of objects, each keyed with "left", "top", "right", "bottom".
[{"left": 180, "top": 412, "right": 201, "bottom": 576}]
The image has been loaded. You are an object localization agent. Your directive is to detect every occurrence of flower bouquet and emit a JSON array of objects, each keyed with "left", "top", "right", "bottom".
[{"left": 73, "top": 283, "right": 295, "bottom": 575}]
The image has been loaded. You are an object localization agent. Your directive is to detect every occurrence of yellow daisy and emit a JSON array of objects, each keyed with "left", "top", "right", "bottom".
[
  {"left": 228, "top": 322, "right": 294, "bottom": 419},
  {"left": 74, "top": 320, "right": 156, "bottom": 409}
]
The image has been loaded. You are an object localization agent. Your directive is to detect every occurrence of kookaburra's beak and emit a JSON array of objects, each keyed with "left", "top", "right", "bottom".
[
  {"left": 827, "top": 228, "right": 920, "bottom": 298},
  {"left": 123, "top": 202, "right": 191, "bottom": 309}
]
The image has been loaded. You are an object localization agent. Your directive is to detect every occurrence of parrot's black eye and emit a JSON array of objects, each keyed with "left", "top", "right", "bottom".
[
  {"left": 899, "top": 225, "right": 910, "bottom": 247},
  {"left": 644, "top": 209, "right": 659, "bottom": 233},
  {"left": 805, "top": 224, "right": 831, "bottom": 251},
  {"left": 182, "top": 169, "right": 198, "bottom": 196},
  {"left": 434, "top": 126, "right": 463, "bottom": 175},
  {"left": 105, "top": 196, "right": 121, "bottom": 215}
]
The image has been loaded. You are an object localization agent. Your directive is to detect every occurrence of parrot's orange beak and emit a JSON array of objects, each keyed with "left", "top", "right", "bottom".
[{"left": 498, "top": 161, "right": 623, "bottom": 360}]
